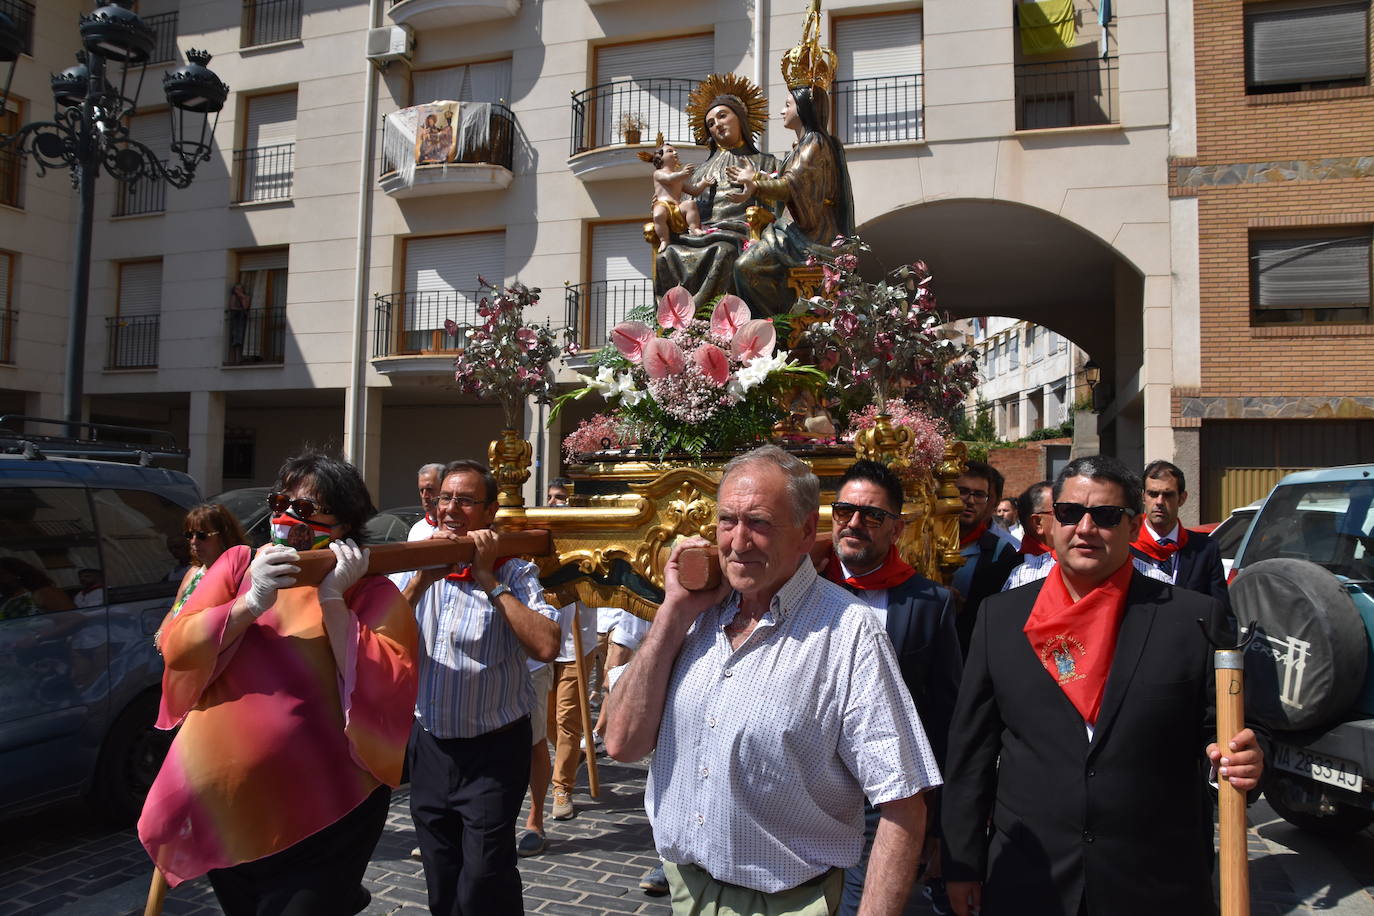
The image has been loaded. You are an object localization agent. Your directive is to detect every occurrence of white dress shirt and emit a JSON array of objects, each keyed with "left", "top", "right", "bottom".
[
  {"left": 1142, "top": 520, "right": 1183, "bottom": 582},
  {"left": 836, "top": 558, "right": 890, "bottom": 629},
  {"left": 647, "top": 560, "right": 940, "bottom": 893},
  {"left": 1002, "top": 553, "right": 1174, "bottom": 591}
]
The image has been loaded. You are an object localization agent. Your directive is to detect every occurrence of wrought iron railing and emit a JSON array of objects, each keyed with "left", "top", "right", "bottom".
[
  {"left": 243, "top": 0, "right": 303, "bottom": 47},
  {"left": 379, "top": 103, "right": 517, "bottom": 177},
  {"left": 105, "top": 315, "right": 159, "bottom": 369},
  {"left": 224, "top": 307, "right": 286, "bottom": 365},
  {"left": 371, "top": 290, "right": 485, "bottom": 357},
  {"left": 233, "top": 143, "right": 294, "bottom": 203},
  {"left": 113, "top": 165, "right": 167, "bottom": 216},
  {"left": 144, "top": 11, "right": 179, "bottom": 64},
  {"left": 0, "top": 0, "right": 34, "bottom": 56},
  {"left": 1014, "top": 56, "right": 1119, "bottom": 131},
  {"left": 0, "top": 309, "right": 14, "bottom": 364},
  {"left": 832, "top": 73, "right": 924, "bottom": 145},
  {"left": 565, "top": 278, "right": 654, "bottom": 349},
  {"left": 569, "top": 78, "right": 698, "bottom": 156}
]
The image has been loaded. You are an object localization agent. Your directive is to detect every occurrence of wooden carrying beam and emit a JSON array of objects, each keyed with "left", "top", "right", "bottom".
[
  {"left": 292, "top": 530, "right": 554, "bottom": 586},
  {"left": 678, "top": 546, "right": 721, "bottom": 591}
]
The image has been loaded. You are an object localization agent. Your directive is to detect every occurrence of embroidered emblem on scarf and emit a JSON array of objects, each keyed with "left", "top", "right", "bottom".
[{"left": 1022, "top": 560, "right": 1133, "bottom": 724}]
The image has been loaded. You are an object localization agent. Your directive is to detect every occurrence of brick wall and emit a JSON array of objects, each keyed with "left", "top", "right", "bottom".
[
  {"left": 988, "top": 438, "right": 1071, "bottom": 499},
  {"left": 1189, "top": 1, "right": 1374, "bottom": 401}
]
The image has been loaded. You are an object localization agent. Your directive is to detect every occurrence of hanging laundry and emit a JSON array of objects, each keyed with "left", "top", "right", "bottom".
[{"left": 1018, "top": 0, "right": 1078, "bottom": 56}]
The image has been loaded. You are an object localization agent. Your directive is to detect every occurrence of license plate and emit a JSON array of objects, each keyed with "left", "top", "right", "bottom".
[{"left": 1271, "top": 741, "right": 1364, "bottom": 793}]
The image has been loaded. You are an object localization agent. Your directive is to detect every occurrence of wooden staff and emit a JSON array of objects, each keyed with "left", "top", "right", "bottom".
[
  {"left": 569, "top": 603, "right": 600, "bottom": 798},
  {"left": 144, "top": 528, "right": 554, "bottom": 915},
  {"left": 1214, "top": 642, "right": 1251, "bottom": 916}
]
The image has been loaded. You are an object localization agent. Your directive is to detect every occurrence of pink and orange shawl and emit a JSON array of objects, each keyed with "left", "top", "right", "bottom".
[{"left": 138, "top": 545, "right": 418, "bottom": 886}]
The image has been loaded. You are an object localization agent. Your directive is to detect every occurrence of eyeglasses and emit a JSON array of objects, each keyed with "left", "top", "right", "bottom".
[
  {"left": 1051, "top": 502, "right": 1136, "bottom": 529},
  {"left": 957, "top": 486, "right": 990, "bottom": 501},
  {"left": 184, "top": 530, "right": 215, "bottom": 541},
  {"left": 832, "top": 501, "right": 901, "bottom": 528},
  {"left": 268, "top": 492, "right": 331, "bottom": 519},
  {"left": 436, "top": 494, "right": 491, "bottom": 509}
]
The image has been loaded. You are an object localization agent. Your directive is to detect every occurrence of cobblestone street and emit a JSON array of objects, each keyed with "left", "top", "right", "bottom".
[{"left": 1, "top": 754, "right": 1371, "bottom": 915}]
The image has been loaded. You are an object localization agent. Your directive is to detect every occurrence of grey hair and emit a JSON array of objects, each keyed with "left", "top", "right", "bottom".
[
  {"left": 418, "top": 462, "right": 445, "bottom": 478},
  {"left": 718, "top": 444, "right": 820, "bottom": 524}
]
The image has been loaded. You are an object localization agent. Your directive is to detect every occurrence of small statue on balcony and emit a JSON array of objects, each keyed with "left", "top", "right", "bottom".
[{"left": 638, "top": 133, "right": 713, "bottom": 253}]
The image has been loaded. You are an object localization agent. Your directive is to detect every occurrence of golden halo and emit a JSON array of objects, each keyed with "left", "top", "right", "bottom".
[{"left": 686, "top": 73, "right": 768, "bottom": 146}]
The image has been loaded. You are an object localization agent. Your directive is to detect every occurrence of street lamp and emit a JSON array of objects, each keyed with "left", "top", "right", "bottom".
[{"left": 0, "top": 2, "right": 228, "bottom": 434}]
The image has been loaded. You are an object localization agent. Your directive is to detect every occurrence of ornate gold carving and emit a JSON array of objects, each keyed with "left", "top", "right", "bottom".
[
  {"left": 934, "top": 440, "right": 968, "bottom": 577},
  {"left": 854, "top": 414, "right": 914, "bottom": 473},
  {"left": 629, "top": 468, "right": 721, "bottom": 589},
  {"left": 786, "top": 266, "right": 824, "bottom": 301},
  {"left": 488, "top": 429, "right": 532, "bottom": 508},
  {"left": 781, "top": 0, "right": 837, "bottom": 92},
  {"left": 745, "top": 205, "right": 776, "bottom": 241}
]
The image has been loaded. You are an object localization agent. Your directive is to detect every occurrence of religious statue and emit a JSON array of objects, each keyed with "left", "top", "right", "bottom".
[
  {"left": 651, "top": 74, "right": 780, "bottom": 310},
  {"left": 732, "top": 0, "right": 855, "bottom": 315},
  {"left": 638, "top": 132, "right": 713, "bottom": 253}
]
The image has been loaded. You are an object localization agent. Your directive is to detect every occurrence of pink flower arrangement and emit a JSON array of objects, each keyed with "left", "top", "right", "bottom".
[
  {"left": 847, "top": 402, "right": 949, "bottom": 476},
  {"left": 562, "top": 413, "right": 636, "bottom": 463}
]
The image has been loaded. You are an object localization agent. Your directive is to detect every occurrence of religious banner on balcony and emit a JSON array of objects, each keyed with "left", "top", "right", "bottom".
[
  {"left": 1017, "top": 0, "right": 1077, "bottom": 56},
  {"left": 381, "top": 102, "right": 497, "bottom": 190}
]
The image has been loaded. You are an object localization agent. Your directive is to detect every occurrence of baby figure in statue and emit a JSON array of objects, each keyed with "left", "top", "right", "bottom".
[{"left": 639, "top": 134, "right": 714, "bottom": 252}]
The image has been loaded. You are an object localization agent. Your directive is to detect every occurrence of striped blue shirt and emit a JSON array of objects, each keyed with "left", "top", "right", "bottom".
[{"left": 397, "top": 559, "right": 559, "bottom": 739}]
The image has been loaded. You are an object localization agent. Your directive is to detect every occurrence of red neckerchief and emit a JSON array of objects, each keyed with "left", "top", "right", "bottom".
[
  {"left": 1020, "top": 529, "right": 1051, "bottom": 556},
  {"left": 960, "top": 520, "right": 988, "bottom": 548},
  {"left": 823, "top": 544, "right": 917, "bottom": 591},
  {"left": 445, "top": 556, "right": 517, "bottom": 583},
  {"left": 424, "top": 512, "right": 437, "bottom": 527},
  {"left": 1022, "top": 560, "right": 1133, "bottom": 725},
  {"left": 1131, "top": 524, "right": 1189, "bottom": 563}
]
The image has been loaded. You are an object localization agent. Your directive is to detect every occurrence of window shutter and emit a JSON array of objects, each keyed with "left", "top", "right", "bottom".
[
  {"left": 595, "top": 35, "right": 713, "bottom": 82},
  {"left": 239, "top": 249, "right": 289, "bottom": 272},
  {"left": 0, "top": 252, "right": 10, "bottom": 311},
  {"left": 834, "top": 13, "right": 923, "bottom": 143},
  {"left": 595, "top": 35, "right": 713, "bottom": 147},
  {"left": 119, "top": 261, "right": 162, "bottom": 316},
  {"left": 1253, "top": 234, "right": 1372, "bottom": 308},
  {"left": 586, "top": 223, "right": 654, "bottom": 345},
  {"left": 246, "top": 92, "right": 297, "bottom": 149},
  {"left": 1247, "top": 3, "right": 1370, "bottom": 86},
  {"left": 403, "top": 233, "right": 505, "bottom": 346},
  {"left": 131, "top": 111, "right": 170, "bottom": 159},
  {"left": 836, "top": 13, "right": 923, "bottom": 80}
]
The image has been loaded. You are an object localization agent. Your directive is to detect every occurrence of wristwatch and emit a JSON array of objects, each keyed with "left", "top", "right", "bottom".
[{"left": 486, "top": 583, "right": 512, "bottom": 602}]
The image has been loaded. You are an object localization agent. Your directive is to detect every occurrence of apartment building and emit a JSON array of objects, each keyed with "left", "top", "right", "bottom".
[
  {"left": 1170, "top": 0, "right": 1374, "bottom": 520},
  {"left": 970, "top": 316, "right": 1087, "bottom": 440},
  {"left": 0, "top": 0, "right": 1176, "bottom": 507}
]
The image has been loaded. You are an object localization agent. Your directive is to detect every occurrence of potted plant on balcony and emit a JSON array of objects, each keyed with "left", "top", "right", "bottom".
[{"left": 618, "top": 111, "right": 647, "bottom": 145}]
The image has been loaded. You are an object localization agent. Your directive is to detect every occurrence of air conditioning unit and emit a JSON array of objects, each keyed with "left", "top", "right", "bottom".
[{"left": 366, "top": 25, "right": 413, "bottom": 67}]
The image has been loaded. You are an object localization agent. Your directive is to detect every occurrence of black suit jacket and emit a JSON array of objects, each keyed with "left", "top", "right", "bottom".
[
  {"left": 954, "top": 530, "right": 1024, "bottom": 653},
  {"left": 1131, "top": 530, "right": 1230, "bottom": 613},
  {"left": 882, "top": 575, "right": 963, "bottom": 769},
  {"left": 942, "top": 574, "right": 1230, "bottom": 916}
]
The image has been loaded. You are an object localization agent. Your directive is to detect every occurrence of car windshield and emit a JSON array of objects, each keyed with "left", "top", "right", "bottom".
[
  {"left": 1211, "top": 510, "right": 1254, "bottom": 562},
  {"left": 1241, "top": 480, "right": 1374, "bottom": 581}
]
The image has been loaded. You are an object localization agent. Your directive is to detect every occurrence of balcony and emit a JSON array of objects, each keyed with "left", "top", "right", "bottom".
[
  {"left": 565, "top": 278, "right": 653, "bottom": 350},
  {"left": 0, "top": 0, "right": 33, "bottom": 56},
  {"left": 113, "top": 168, "right": 166, "bottom": 217},
  {"left": 0, "top": 309, "right": 14, "bottom": 364},
  {"left": 387, "top": 0, "right": 519, "bottom": 30},
  {"left": 105, "top": 315, "right": 159, "bottom": 370},
  {"left": 144, "top": 11, "right": 179, "bottom": 65},
  {"left": 242, "top": 0, "right": 302, "bottom": 48},
  {"left": 833, "top": 74, "right": 924, "bottom": 145},
  {"left": 379, "top": 103, "right": 515, "bottom": 199},
  {"left": 1014, "top": 57, "right": 1119, "bottom": 131},
  {"left": 568, "top": 79, "right": 706, "bottom": 182},
  {"left": 224, "top": 307, "right": 286, "bottom": 366},
  {"left": 233, "top": 143, "right": 294, "bottom": 203},
  {"left": 371, "top": 290, "right": 478, "bottom": 375}
]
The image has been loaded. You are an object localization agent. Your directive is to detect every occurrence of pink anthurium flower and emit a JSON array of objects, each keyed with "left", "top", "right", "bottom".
[
  {"left": 693, "top": 344, "right": 730, "bottom": 385},
  {"left": 657, "top": 286, "right": 694, "bottom": 330},
  {"left": 730, "top": 319, "right": 776, "bottom": 362},
  {"left": 709, "top": 295, "right": 750, "bottom": 340},
  {"left": 642, "top": 337, "right": 686, "bottom": 378},
  {"left": 610, "top": 320, "right": 653, "bottom": 363}
]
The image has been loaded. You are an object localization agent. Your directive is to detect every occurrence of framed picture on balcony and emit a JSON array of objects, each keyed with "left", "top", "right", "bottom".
[{"left": 415, "top": 103, "right": 457, "bottom": 165}]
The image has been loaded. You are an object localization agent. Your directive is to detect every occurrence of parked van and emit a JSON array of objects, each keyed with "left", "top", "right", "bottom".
[{"left": 0, "top": 422, "right": 200, "bottom": 823}]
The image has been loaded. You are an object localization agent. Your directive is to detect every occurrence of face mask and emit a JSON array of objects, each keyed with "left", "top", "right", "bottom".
[{"left": 270, "top": 512, "right": 333, "bottom": 551}]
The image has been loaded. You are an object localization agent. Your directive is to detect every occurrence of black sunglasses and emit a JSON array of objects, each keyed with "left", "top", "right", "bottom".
[
  {"left": 184, "top": 530, "right": 214, "bottom": 541},
  {"left": 1052, "top": 502, "right": 1136, "bottom": 529},
  {"left": 268, "top": 491, "right": 331, "bottom": 519},
  {"left": 832, "top": 501, "right": 901, "bottom": 528}
]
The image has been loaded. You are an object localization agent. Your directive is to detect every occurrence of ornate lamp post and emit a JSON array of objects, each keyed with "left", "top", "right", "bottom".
[{"left": 0, "top": 2, "right": 227, "bottom": 433}]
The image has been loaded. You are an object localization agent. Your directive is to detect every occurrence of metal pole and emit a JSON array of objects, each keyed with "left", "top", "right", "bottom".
[{"left": 63, "top": 55, "right": 102, "bottom": 436}]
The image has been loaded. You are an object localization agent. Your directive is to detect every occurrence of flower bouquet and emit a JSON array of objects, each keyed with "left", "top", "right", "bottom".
[
  {"left": 450, "top": 279, "right": 574, "bottom": 430},
  {"left": 553, "top": 286, "right": 826, "bottom": 459}
]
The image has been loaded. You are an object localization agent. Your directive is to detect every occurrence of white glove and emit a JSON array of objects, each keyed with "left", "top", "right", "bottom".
[
  {"left": 243, "top": 544, "right": 300, "bottom": 617},
  {"left": 319, "top": 539, "right": 369, "bottom": 604}
]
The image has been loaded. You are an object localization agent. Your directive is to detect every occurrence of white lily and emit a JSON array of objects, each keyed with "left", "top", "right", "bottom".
[{"left": 616, "top": 371, "right": 648, "bottom": 406}]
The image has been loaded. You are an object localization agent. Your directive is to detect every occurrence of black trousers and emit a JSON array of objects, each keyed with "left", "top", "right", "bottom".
[
  {"left": 408, "top": 717, "right": 532, "bottom": 916},
  {"left": 207, "top": 784, "right": 390, "bottom": 916}
]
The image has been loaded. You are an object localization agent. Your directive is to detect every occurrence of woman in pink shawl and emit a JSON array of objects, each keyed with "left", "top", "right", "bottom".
[{"left": 139, "top": 452, "right": 419, "bottom": 915}]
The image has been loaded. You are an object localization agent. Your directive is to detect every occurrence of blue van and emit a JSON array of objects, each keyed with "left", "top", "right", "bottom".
[{"left": 0, "top": 450, "right": 200, "bottom": 823}]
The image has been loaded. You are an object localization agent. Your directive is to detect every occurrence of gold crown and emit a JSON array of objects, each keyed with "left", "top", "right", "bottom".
[
  {"left": 781, "top": 0, "right": 837, "bottom": 92},
  {"left": 636, "top": 132, "right": 667, "bottom": 162}
]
